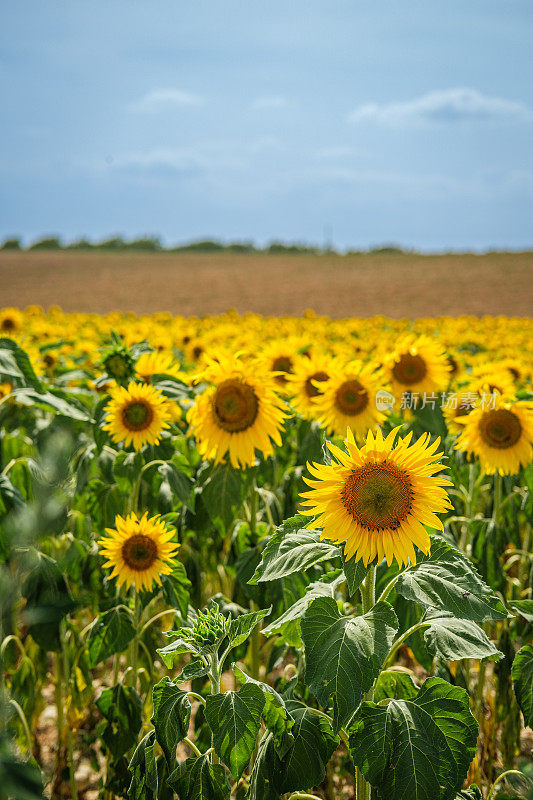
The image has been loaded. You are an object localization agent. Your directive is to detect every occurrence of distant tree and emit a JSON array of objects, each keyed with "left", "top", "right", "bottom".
[
  {"left": 368, "top": 245, "right": 407, "bottom": 255},
  {"left": 124, "top": 237, "right": 162, "bottom": 251},
  {"left": 28, "top": 236, "right": 62, "bottom": 250},
  {"left": 95, "top": 237, "right": 127, "bottom": 250},
  {"left": 0, "top": 238, "right": 22, "bottom": 250},
  {"left": 65, "top": 238, "right": 94, "bottom": 250},
  {"left": 173, "top": 240, "right": 226, "bottom": 252}
]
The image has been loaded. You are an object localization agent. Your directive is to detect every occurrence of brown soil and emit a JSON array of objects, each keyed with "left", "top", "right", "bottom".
[{"left": 1, "top": 250, "right": 532, "bottom": 318}]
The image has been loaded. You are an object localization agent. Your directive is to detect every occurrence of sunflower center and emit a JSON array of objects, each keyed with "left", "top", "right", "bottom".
[
  {"left": 213, "top": 379, "right": 259, "bottom": 432},
  {"left": 392, "top": 353, "right": 427, "bottom": 386},
  {"left": 121, "top": 401, "right": 154, "bottom": 431},
  {"left": 447, "top": 355, "right": 458, "bottom": 375},
  {"left": 334, "top": 380, "right": 369, "bottom": 415},
  {"left": 479, "top": 409, "right": 522, "bottom": 449},
  {"left": 341, "top": 461, "right": 413, "bottom": 530},
  {"left": 1, "top": 318, "right": 15, "bottom": 331},
  {"left": 121, "top": 534, "right": 158, "bottom": 571},
  {"left": 272, "top": 356, "right": 293, "bottom": 384},
  {"left": 304, "top": 371, "right": 329, "bottom": 398}
]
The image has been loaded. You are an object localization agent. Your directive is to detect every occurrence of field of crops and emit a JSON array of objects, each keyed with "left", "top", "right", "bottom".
[{"left": 0, "top": 306, "right": 532, "bottom": 800}]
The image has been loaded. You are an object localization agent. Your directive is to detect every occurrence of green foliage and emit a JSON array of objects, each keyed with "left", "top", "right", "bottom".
[
  {"left": 205, "top": 685, "right": 265, "bottom": 778},
  {"left": 168, "top": 753, "right": 231, "bottom": 800},
  {"left": 512, "top": 644, "right": 533, "bottom": 728},
  {"left": 87, "top": 607, "right": 136, "bottom": 667},
  {"left": 151, "top": 678, "right": 192, "bottom": 767}
]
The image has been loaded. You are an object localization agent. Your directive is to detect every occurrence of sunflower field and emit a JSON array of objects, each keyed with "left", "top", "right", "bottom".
[{"left": 0, "top": 306, "right": 532, "bottom": 800}]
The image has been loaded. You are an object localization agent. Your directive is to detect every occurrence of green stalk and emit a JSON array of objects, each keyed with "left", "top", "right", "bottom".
[
  {"left": 130, "top": 589, "right": 142, "bottom": 691},
  {"left": 492, "top": 473, "right": 502, "bottom": 523},
  {"left": 355, "top": 566, "right": 376, "bottom": 799},
  {"left": 61, "top": 625, "right": 78, "bottom": 800},
  {"left": 209, "top": 653, "right": 221, "bottom": 765},
  {"left": 55, "top": 652, "right": 64, "bottom": 773},
  {"left": 248, "top": 480, "right": 261, "bottom": 680}
]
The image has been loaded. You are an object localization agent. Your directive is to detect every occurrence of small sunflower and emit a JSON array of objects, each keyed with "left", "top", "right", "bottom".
[
  {"left": 0, "top": 382, "right": 14, "bottom": 400},
  {"left": 312, "top": 361, "right": 387, "bottom": 440},
  {"left": 98, "top": 512, "right": 180, "bottom": 592},
  {"left": 455, "top": 396, "right": 533, "bottom": 475},
  {"left": 0, "top": 307, "right": 24, "bottom": 334},
  {"left": 385, "top": 334, "right": 451, "bottom": 400},
  {"left": 135, "top": 351, "right": 186, "bottom": 383},
  {"left": 286, "top": 353, "right": 337, "bottom": 419},
  {"left": 300, "top": 427, "right": 452, "bottom": 567},
  {"left": 187, "top": 354, "right": 289, "bottom": 468},
  {"left": 103, "top": 381, "right": 172, "bottom": 450}
]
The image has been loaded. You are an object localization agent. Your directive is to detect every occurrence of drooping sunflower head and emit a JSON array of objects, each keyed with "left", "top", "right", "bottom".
[
  {"left": 98, "top": 512, "right": 180, "bottom": 592},
  {"left": 455, "top": 396, "right": 533, "bottom": 475},
  {"left": 312, "top": 361, "right": 388, "bottom": 439},
  {"left": 187, "top": 354, "right": 289, "bottom": 468},
  {"left": 385, "top": 335, "right": 451, "bottom": 398},
  {"left": 103, "top": 381, "right": 172, "bottom": 450},
  {"left": 300, "top": 426, "right": 453, "bottom": 568}
]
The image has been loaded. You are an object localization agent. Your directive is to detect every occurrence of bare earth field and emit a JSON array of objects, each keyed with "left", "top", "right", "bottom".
[{"left": 1, "top": 250, "right": 532, "bottom": 318}]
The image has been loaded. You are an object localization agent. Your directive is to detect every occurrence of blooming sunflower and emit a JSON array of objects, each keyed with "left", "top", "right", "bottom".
[
  {"left": 0, "top": 307, "right": 24, "bottom": 334},
  {"left": 98, "top": 512, "right": 180, "bottom": 591},
  {"left": 187, "top": 354, "right": 289, "bottom": 468},
  {"left": 312, "top": 361, "right": 387, "bottom": 440},
  {"left": 286, "top": 353, "right": 337, "bottom": 419},
  {"left": 300, "top": 427, "right": 452, "bottom": 567},
  {"left": 385, "top": 334, "right": 451, "bottom": 401},
  {"left": 455, "top": 396, "right": 533, "bottom": 475},
  {"left": 103, "top": 381, "right": 172, "bottom": 450},
  {"left": 135, "top": 351, "right": 186, "bottom": 383}
]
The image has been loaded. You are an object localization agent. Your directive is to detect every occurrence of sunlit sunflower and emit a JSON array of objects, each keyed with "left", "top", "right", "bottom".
[
  {"left": 312, "top": 361, "right": 387, "bottom": 440},
  {"left": 0, "top": 307, "right": 24, "bottom": 334},
  {"left": 135, "top": 351, "right": 186, "bottom": 383},
  {"left": 256, "top": 338, "right": 312, "bottom": 394},
  {"left": 0, "top": 382, "right": 14, "bottom": 400},
  {"left": 286, "top": 353, "right": 337, "bottom": 419},
  {"left": 455, "top": 396, "right": 533, "bottom": 475},
  {"left": 98, "top": 512, "right": 180, "bottom": 592},
  {"left": 385, "top": 334, "right": 451, "bottom": 401},
  {"left": 300, "top": 427, "right": 452, "bottom": 567},
  {"left": 103, "top": 381, "right": 172, "bottom": 450},
  {"left": 187, "top": 354, "right": 289, "bottom": 468}
]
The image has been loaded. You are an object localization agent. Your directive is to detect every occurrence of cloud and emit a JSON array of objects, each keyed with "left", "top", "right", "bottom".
[
  {"left": 250, "top": 95, "right": 288, "bottom": 110},
  {"left": 348, "top": 88, "right": 529, "bottom": 126},
  {"left": 131, "top": 88, "right": 204, "bottom": 113}
]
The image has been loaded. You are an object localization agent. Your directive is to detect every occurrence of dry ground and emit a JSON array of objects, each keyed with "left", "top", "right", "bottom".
[{"left": 1, "top": 250, "right": 532, "bottom": 317}]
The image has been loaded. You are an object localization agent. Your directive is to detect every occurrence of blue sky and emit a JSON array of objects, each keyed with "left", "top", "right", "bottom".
[{"left": 1, "top": 0, "right": 532, "bottom": 251}]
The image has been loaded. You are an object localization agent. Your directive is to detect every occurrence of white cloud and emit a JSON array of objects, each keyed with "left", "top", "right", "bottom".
[
  {"left": 250, "top": 95, "right": 288, "bottom": 110},
  {"left": 348, "top": 88, "right": 529, "bottom": 126},
  {"left": 131, "top": 88, "right": 204, "bottom": 113}
]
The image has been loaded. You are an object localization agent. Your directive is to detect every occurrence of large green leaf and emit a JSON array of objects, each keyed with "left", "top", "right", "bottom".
[
  {"left": 372, "top": 670, "right": 419, "bottom": 703},
  {"left": 301, "top": 597, "right": 398, "bottom": 731},
  {"left": 0, "top": 338, "right": 43, "bottom": 390},
  {"left": 168, "top": 753, "right": 230, "bottom": 800},
  {"left": 349, "top": 677, "right": 478, "bottom": 800},
  {"left": 200, "top": 464, "right": 246, "bottom": 530},
  {"left": 508, "top": 600, "right": 533, "bottom": 623},
  {"left": 421, "top": 610, "right": 502, "bottom": 663},
  {"left": 249, "top": 527, "right": 339, "bottom": 584},
  {"left": 96, "top": 684, "right": 142, "bottom": 760},
  {"left": 12, "top": 388, "right": 92, "bottom": 421},
  {"left": 394, "top": 536, "right": 508, "bottom": 622},
  {"left": 160, "top": 561, "right": 192, "bottom": 620},
  {"left": 512, "top": 644, "right": 533, "bottom": 728},
  {"left": 87, "top": 607, "right": 135, "bottom": 667},
  {"left": 205, "top": 685, "right": 265, "bottom": 778},
  {"left": 128, "top": 731, "right": 159, "bottom": 800},
  {"left": 343, "top": 555, "right": 369, "bottom": 597},
  {"left": 249, "top": 702, "right": 338, "bottom": 800},
  {"left": 263, "top": 572, "right": 344, "bottom": 642},
  {"left": 158, "top": 463, "right": 194, "bottom": 509},
  {"left": 151, "top": 677, "right": 192, "bottom": 768},
  {"left": 234, "top": 665, "right": 295, "bottom": 757},
  {"left": 21, "top": 553, "right": 76, "bottom": 651}
]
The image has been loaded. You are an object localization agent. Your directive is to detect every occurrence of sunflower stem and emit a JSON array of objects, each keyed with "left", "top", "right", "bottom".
[
  {"left": 492, "top": 473, "right": 502, "bottom": 523},
  {"left": 61, "top": 623, "right": 78, "bottom": 800},
  {"left": 356, "top": 565, "right": 376, "bottom": 800},
  {"left": 55, "top": 651, "right": 64, "bottom": 775},
  {"left": 209, "top": 653, "right": 221, "bottom": 765},
  {"left": 130, "top": 589, "right": 142, "bottom": 692}
]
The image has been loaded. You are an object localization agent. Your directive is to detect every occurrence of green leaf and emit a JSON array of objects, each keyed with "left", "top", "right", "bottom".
[
  {"left": 158, "top": 463, "right": 194, "bottom": 509},
  {"left": 263, "top": 572, "right": 344, "bottom": 640},
  {"left": 156, "top": 635, "right": 199, "bottom": 669},
  {"left": 128, "top": 731, "right": 158, "bottom": 800},
  {"left": 205, "top": 685, "right": 265, "bottom": 778},
  {"left": 0, "top": 735, "right": 45, "bottom": 800},
  {"left": 226, "top": 607, "right": 271, "bottom": 649},
  {"left": 200, "top": 464, "right": 246, "bottom": 530},
  {"left": 373, "top": 670, "right": 419, "bottom": 703},
  {"left": 151, "top": 677, "right": 192, "bottom": 768},
  {"left": 234, "top": 665, "right": 295, "bottom": 758},
  {"left": 168, "top": 753, "right": 230, "bottom": 800},
  {"left": 249, "top": 702, "right": 338, "bottom": 800},
  {"left": 249, "top": 527, "right": 339, "bottom": 584},
  {"left": 421, "top": 610, "right": 503, "bottom": 663},
  {"left": 96, "top": 684, "right": 142, "bottom": 760},
  {"left": 301, "top": 597, "right": 398, "bottom": 731},
  {"left": 349, "top": 677, "right": 478, "bottom": 800},
  {"left": 0, "top": 338, "right": 43, "bottom": 390},
  {"left": 12, "top": 388, "right": 92, "bottom": 421},
  {"left": 87, "top": 607, "right": 135, "bottom": 667},
  {"left": 394, "top": 536, "right": 508, "bottom": 622},
  {"left": 512, "top": 644, "right": 533, "bottom": 728},
  {"left": 455, "top": 787, "right": 483, "bottom": 800},
  {"left": 343, "top": 555, "right": 368, "bottom": 597},
  {"left": 161, "top": 561, "right": 191, "bottom": 620},
  {"left": 508, "top": 600, "right": 533, "bottom": 623},
  {"left": 21, "top": 553, "right": 76, "bottom": 651}
]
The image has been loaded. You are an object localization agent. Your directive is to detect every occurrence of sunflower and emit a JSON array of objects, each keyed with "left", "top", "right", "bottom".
[
  {"left": 0, "top": 382, "right": 13, "bottom": 400},
  {"left": 103, "top": 381, "right": 172, "bottom": 450},
  {"left": 256, "top": 338, "right": 311, "bottom": 394},
  {"left": 286, "top": 353, "right": 337, "bottom": 419},
  {"left": 312, "top": 361, "right": 387, "bottom": 440},
  {"left": 300, "top": 427, "right": 452, "bottom": 567},
  {"left": 135, "top": 351, "right": 186, "bottom": 383},
  {"left": 385, "top": 334, "right": 451, "bottom": 401},
  {"left": 0, "top": 307, "right": 24, "bottom": 334},
  {"left": 455, "top": 396, "right": 533, "bottom": 475},
  {"left": 98, "top": 512, "right": 180, "bottom": 591},
  {"left": 187, "top": 354, "right": 289, "bottom": 468}
]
